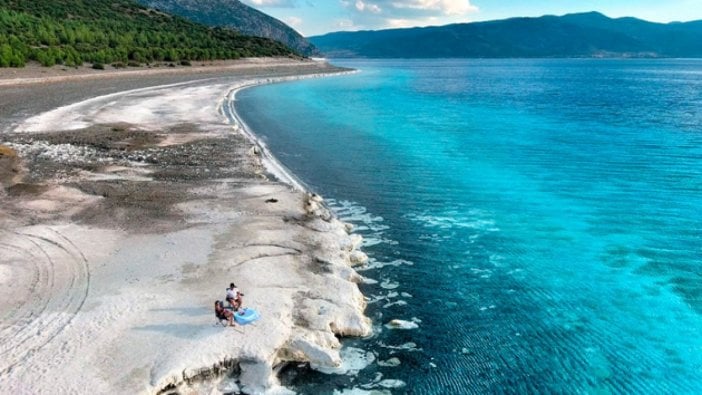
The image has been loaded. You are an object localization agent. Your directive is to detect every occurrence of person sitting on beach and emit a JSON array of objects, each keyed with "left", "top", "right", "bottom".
[
  {"left": 226, "top": 283, "right": 244, "bottom": 310},
  {"left": 214, "top": 300, "right": 235, "bottom": 327}
]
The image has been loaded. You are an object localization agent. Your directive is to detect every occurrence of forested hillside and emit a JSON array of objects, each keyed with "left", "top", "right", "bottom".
[
  {"left": 137, "top": 0, "right": 317, "bottom": 56},
  {"left": 0, "top": 0, "right": 297, "bottom": 68}
]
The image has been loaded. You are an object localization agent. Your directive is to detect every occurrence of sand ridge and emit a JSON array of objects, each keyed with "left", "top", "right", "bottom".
[{"left": 0, "top": 58, "right": 318, "bottom": 87}]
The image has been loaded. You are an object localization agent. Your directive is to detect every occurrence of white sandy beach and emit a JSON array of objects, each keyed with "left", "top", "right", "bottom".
[{"left": 0, "top": 59, "right": 371, "bottom": 394}]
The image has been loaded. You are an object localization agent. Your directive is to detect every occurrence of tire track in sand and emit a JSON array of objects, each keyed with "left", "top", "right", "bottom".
[{"left": 0, "top": 227, "right": 90, "bottom": 375}]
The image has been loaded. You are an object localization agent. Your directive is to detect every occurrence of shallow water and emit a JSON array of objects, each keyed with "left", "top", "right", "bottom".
[{"left": 235, "top": 59, "right": 702, "bottom": 394}]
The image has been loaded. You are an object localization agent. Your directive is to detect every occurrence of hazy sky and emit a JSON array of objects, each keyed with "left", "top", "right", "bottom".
[{"left": 241, "top": 0, "right": 702, "bottom": 36}]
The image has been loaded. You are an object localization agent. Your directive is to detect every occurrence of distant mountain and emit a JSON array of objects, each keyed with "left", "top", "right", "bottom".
[
  {"left": 137, "top": 0, "right": 317, "bottom": 56},
  {"left": 309, "top": 12, "right": 702, "bottom": 58}
]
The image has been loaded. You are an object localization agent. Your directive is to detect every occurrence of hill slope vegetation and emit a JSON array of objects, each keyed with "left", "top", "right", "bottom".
[
  {"left": 136, "top": 0, "right": 317, "bottom": 56},
  {"left": 0, "top": 0, "right": 296, "bottom": 67},
  {"left": 310, "top": 12, "right": 702, "bottom": 58}
]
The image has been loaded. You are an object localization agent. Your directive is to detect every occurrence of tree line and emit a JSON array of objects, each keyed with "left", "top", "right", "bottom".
[{"left": 0, "top": 0, "right": 297, "bottom": 68}]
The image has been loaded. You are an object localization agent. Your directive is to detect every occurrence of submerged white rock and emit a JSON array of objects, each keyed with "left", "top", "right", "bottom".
[
  {"left": 377, "top": 357, "right": 401, "bottom": 367},
  {"left": 377, "top": 379, "right": 407, "bottom": 389},
  {"left": 385, "top": 319, "right": 419, "bottom": 330},
  {"left": 313, "top": 346, "right": 375, "bottom": 375}
]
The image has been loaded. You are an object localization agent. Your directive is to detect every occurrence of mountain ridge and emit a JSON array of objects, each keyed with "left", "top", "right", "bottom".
[
  {"left": 309, "top": 12, "right": 702, "bottom": 58},
  {"left": 136, "top": 0, "right": 317, "bottom": 56}
]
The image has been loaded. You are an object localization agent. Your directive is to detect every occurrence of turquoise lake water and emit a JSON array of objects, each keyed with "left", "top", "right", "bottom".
[{"left": 235, "top": 59, "right": 702, "bottom": 394}]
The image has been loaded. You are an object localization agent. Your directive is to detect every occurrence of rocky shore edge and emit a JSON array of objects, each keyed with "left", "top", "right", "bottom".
[{"left": 0, "top": 60, "right": 373, "bottom": 394}]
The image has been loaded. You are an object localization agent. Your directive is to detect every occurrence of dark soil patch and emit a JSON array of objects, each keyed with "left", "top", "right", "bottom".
[
  {"left": 149, "top": 133, "right": 258, "bottom": 182},
  {"left": 2, "top": 122, "right": 262, "bottom": 232},
  {"left": 71, "top": 180, "right": 191, "bottom": 232},
  {"left": 33, "top": 123, "right": 162, "bottom": 152},
  {"left": 6, "top": 183, "right": 49, "bottom": 196}
]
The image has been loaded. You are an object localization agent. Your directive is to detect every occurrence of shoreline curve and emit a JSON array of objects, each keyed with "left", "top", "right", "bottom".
[
  {"left": 220, "top": 69, "right": 359, "bottom": 192},
  {"left": 0, "top": 59, "right": 372, "bottom": 394}
]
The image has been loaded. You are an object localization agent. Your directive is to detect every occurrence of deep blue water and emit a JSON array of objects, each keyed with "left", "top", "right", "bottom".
[{"left": 235, "top": 59, "right": 702, "bottom": 394}]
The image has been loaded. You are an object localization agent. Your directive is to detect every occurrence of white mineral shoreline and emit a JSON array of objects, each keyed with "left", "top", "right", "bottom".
[
  {"left": 0, "top": 59, "right": 371, "bottom": 394},
  {"left": 221, "top": 70, "right": 358, "bottom": 192}
]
